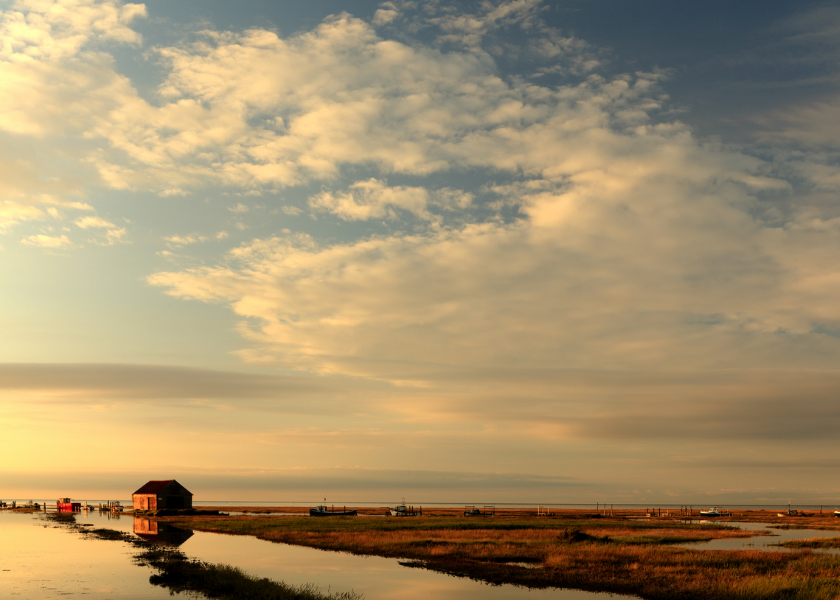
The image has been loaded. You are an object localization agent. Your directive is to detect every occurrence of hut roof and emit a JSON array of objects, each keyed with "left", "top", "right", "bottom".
[{"left": 133, "top": 480, "right": 191, "bottom": 495}]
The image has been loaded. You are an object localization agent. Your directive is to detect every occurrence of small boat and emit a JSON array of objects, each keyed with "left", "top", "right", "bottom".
[
  {"left": 834, "top": 510, "right": 840, "bottom": 518},
  {"left": 309, "top": 505, "right": 357, "bottom": 517},
  {"left": 464, "top": 505, "right": 495, "bottom": 516},
  {"left": 699, "top": 507, "right": 723, "bottom": 517},
  {"left": 388, "top": 499, "right": 421, "bottom": 516}
]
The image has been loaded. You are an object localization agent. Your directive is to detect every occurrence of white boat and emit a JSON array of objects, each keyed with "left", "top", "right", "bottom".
[
  {"left": 388, "top": 499, "right": 421, "bottom": 517},
  {"left": 699, "top": 507, "right": 723, "bottom": 517},
  {"left": 834, "top": 510, "right": 840, "bottom": 518}
]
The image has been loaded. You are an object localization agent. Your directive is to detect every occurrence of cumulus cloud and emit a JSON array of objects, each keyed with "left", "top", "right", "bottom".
[
  {"left": 0, "top": 4, "right": 606, "bottom": 194},
  {"left": 0, "top": 1, "right": 633, "bottom": 200},
  {"left": 144, "top": 26, "right": 840, "bottom": 439},
  {"left": 372, "top": 2, "right": 401, "bottom": 26},
  {"left": 5, "top": 0, "right": 840, "bottom": 449},
  {"left": 0, "top": 0, "right": 146, "bottom": 136},
  {"left": 0, "top": 2, "right": 137, "bottom": 231}
]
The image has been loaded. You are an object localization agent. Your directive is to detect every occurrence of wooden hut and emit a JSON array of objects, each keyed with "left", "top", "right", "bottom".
[{"left": 132, "top": 479, "right": 193, "bottom": 510}]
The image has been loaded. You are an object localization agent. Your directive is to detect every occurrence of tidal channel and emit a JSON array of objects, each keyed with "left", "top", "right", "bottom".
[{"left": 1, "top": 510, "right": 629, "bottom": 599}]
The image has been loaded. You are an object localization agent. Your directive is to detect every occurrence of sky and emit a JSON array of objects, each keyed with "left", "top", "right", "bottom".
[{"left": 2, "top": 0, "right": 840, "bottom": 505}]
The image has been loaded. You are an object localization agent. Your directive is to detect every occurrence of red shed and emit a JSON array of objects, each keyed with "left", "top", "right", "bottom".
[
  {"left": 132, "top": 479, "right": 193, "bottom": 510},
  {"left": 57, "top": 497, "right": 81, "bottom": 512}
]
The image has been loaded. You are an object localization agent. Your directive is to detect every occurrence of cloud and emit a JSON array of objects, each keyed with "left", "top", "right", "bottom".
[
  {"left": 165, "top": 233, "right": 208, "bottom": 247},
  {"left": 0, "top": 2, "right": 138, "bottom": 231},
  {"left": 0, "top": 466, "right": 580, "bottom": 500},
  {"left": 0, "top": 363, "right": 362, "bottom": 405},
  {"left": 428, "top": 0, "right": 544, "bottom": 48},
  {"left": 73, "top": 214, "right": 126, "bottom": 244},
  {"left": 309, "top": 179, "right": 435, "bottom": 221},
  {"left": 754, "top": 99, "right": 840, "bottom": 149},
  {"left": 5, "top": 0, "right": 840, "bottom": 456},
  {"left": 373, "top": 6, "right": 399, "bottom": 26},
  {"left": 0, "top": 0, "right": 146, "bottom": 137},
  {"left": 0, "top": 4, "right": 607, "bottom": 195},
  {"left": 104, "top": 226, "right": 126, "bottom": 243},
  {"left": 74, "top": 215, "right": 116, "bottom": 229},
  {"left": 0, "top": 201, "right": 44, "bottom": 231},
  {"left": 0, "top": 141, "right": 92, "bottom": 231},
  {"left": 21, "top": 233, "right": 72, "bottom": 248},
  {"left": 149, "top": 123, "right": 824, "bottom": 381}
]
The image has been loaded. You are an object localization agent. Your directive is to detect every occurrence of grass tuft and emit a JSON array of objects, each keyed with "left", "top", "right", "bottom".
[{"left": 138, "top": 547, "right": 361, "bottom": 600}]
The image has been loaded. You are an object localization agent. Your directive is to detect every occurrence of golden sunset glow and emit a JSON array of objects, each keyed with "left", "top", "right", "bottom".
[{"left": 2, "top": 0, "right": 840, "bottom": 505}]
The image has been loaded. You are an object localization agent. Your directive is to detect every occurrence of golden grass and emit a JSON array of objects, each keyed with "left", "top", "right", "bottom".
[{"left": 163, "top": 510, "right": 840, "bottom": 599}]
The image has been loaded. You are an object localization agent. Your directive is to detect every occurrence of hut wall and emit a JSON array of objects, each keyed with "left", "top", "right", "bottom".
[{"left": 133, "top": 494, "right": 157, "bottom": 510}]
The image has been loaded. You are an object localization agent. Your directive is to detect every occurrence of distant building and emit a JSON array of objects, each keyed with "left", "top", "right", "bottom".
[{"left": 132, "top": 479, "right": 193, "bottom": 510}]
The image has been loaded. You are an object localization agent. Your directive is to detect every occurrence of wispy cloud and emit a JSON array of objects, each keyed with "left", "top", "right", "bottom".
[
  {"left": 0, "top": 363, "right": 355, "bottom": 404},
  {"left": 165, "top": 234, "right": 208, "bottom": 247},
  {"left": 74, "top": 216, "right": 117, "bottom": 229},
  {"left": 309, "top": 179, "right": 436, "bottom": 222},
  {"left": 21, "top": 234, "right": 72, "bottom": 248}
]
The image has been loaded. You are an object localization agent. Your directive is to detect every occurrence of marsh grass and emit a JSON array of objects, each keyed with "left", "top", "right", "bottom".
[
  {"left": 169, "top": 514, "right": 840, "bottom": 600},
  {"left": 775, "top": 536, "right": 840, "bottom": 549},
  {"left": 134, "top": 508, "right": 227, "bottom": 517},
  {"left": 136, "top": 547, "right": 361, "bottom": 600}
]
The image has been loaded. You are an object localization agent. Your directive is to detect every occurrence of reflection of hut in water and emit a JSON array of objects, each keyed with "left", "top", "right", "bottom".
[
  {"left": 133, "top": 518, "right": 193, "bottom": 546},
  {"left": 132, "top": 479, "right": 193, "bottom": 510}
]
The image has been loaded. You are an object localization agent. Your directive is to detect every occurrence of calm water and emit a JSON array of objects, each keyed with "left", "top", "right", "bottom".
[
  {"left": 0, "top": 511, "right": 173, "bottom": 599},
  {"left": 0, "top": 510, "right": 630, "bottom": 600},
  {"left": 675, "top": 521, "right": 840, "bottom": 553}
]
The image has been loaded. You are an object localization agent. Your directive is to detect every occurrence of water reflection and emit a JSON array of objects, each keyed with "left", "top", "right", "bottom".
[
  {"left": 675, "top": 522, "right": 840, "bottom": 553},
  {"left": 3, "top": 510, "right": 637, "bottom": 600},
  {"left": 133, "top": 517, "right": 193, "bottom": 547},
  {"left": 0, "top": 510, "right": 174, "bottom": 599}
]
